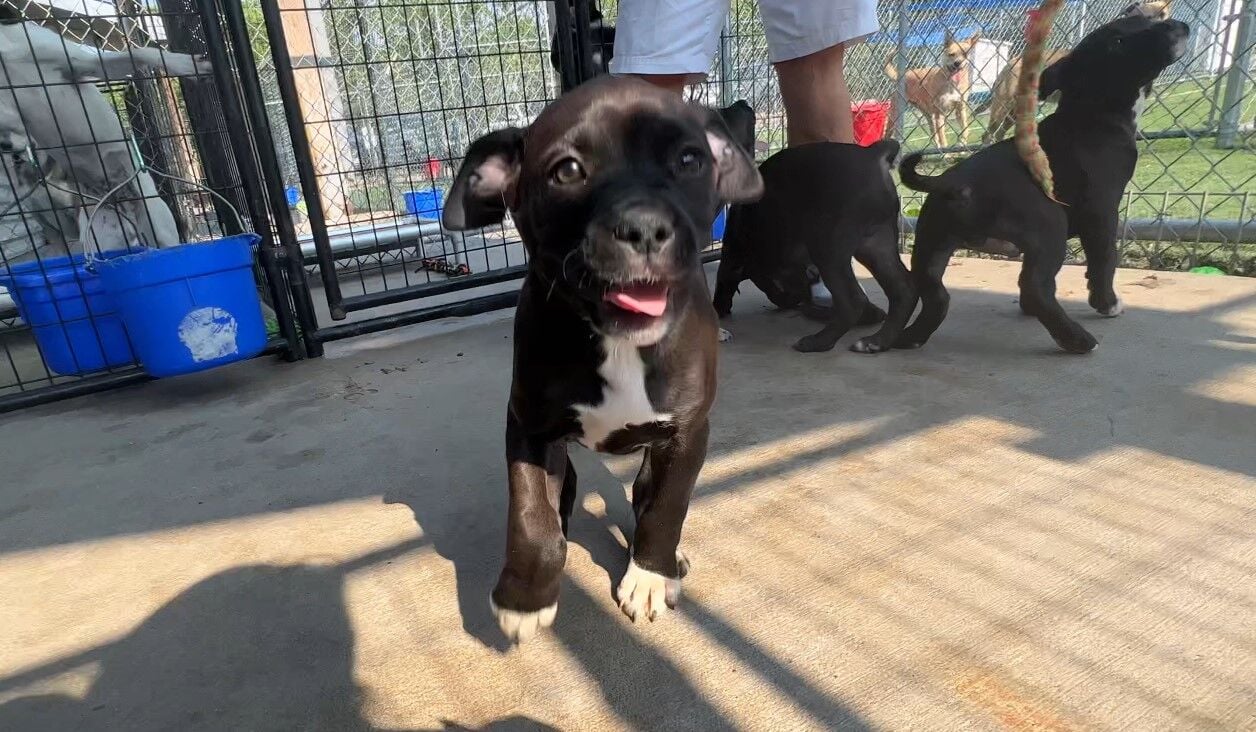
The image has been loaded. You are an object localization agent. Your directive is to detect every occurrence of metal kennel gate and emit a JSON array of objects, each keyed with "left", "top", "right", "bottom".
[{"left": 227, "top": 0, "right": 590, "bottom": 347}]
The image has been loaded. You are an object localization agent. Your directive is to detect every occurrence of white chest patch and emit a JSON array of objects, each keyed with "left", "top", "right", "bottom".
[{"left": 573, "top": 338, "right": 672, "bottom": 451}]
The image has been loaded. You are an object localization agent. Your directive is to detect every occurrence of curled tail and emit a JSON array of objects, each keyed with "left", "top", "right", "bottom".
[{"left": 899, "top": 152, "right": 957, "bottom": 195}]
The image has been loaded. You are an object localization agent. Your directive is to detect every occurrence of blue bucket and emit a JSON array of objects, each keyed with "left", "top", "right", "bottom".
[
  {"left": 0, "top": 252, "right": 137, "bottom": 376},
  {"left": 403, "top": 188, "right": 443, "bottom": 221},
  {"left": 284, "top": 186, "right": 301, "bottom": 207},
  {"left": 712, "top": 207, "right": 728, "bottom": 241},
  {"left": 95, "top": 234, "right": 267, "bottom": 377}
]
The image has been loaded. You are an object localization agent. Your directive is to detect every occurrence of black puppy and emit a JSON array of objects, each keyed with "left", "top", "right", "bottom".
[
  {"left": 898, "top": 14, "right": 1190, "bottom": 353},
  {"left": 713, "top": 136, "right": 913, "bottom": 354},
  {"left": 443, "top": 77, "right": 762, "bottom": 642},
  {"left": 549, "top": 1, "right": 615, "bottom": 92}
]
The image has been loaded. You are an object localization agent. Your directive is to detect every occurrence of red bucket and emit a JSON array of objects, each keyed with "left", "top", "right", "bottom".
[{"left": 852, "top": 100, "right": 891, "bottom": 146}]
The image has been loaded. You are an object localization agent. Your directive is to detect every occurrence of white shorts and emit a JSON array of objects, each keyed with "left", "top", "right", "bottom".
[{"left": 609, "top": 0, "right": 879, "bottom": 75}]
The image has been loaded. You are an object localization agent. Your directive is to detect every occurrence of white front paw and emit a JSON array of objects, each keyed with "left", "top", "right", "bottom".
[
  {"left": 718, "top": 327, "right": 732, "bottom": 343},
  {"left": 489, "top": 596, "right": 557, "bottom": 643},
  {"left": 617, "top": 559, "right": 681, "bottom": 622},
  {"left": 1098, "top": 296, "right": 1124, "bottom": 318}
]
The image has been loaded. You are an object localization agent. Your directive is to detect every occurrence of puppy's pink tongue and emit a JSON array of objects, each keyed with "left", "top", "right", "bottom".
[{"left": 604, "top": 284, "right": 669, "bottom": 317}]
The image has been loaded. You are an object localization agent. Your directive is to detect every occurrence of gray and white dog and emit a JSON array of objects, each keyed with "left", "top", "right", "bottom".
[{"left": 1, "top": 12, "right": 210, "bottom": 263}]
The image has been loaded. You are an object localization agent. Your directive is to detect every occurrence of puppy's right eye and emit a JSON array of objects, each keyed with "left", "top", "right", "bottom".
[{"left": 550, "top": 158, "right": 586, "bottom": 186}]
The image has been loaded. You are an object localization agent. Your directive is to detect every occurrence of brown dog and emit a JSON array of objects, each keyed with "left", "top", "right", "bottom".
[
  {"left": 886, "top": 31, "right": 981, "bottom": 148},
  {"left": 981, "top": 0, "right": 1173, "bottom": 144}
]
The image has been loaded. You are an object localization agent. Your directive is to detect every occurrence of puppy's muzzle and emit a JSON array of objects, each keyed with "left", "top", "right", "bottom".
[
  {"left": 584, "top": 200, "right": 687, "bottom": 285},
  {"left": 1160, "top": 19, "right": 1190, "bottom": 57},
  {"left": 612, "top": 206, "right": 675, "bottom": 257}
]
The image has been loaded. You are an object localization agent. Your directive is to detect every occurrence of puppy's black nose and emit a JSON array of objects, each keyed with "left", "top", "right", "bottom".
[{"left": 613, "top": 207, "right": 674, "bottom": 254}]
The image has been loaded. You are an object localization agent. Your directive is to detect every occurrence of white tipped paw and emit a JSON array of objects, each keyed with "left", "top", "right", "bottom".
[
  {"left": 718, "top": 327, "right": 732, "bottom": 343},
  {"left": 617, "top": 559, "right": 681, "bottom": 622},
  {"left": 1098, "top": 296, "right": 1124, "bottom": 318},
  {"left": 490, "top": 596, "right": 557, "bottom": 643}
]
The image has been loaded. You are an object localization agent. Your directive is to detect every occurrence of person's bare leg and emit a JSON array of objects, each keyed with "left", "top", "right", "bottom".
[
  {"left": 628, "top": 74, "right": 689, "bottom": 96},
  {"left": 774, "top": 43, "right": 855, "bottom": 146}
]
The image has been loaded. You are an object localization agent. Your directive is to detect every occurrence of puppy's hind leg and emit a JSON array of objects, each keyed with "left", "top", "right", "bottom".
[
  {"left": 1018, "top": 239, "right": 1098, "bottom": 353},
  {"left": 558, "top": 456, "right": 577, "bottom": 538},
  {"left": 895, "top": 229, "right": 960, "bottom": 349},
  {"left": 794, "top": 258, "right": 861, "bottom": 353},
  {"left": 852, "top": 231, "right": 917, "bottom": 353},
  {"left": 712, "top": 256, "right": 743, "bottom": 318}
]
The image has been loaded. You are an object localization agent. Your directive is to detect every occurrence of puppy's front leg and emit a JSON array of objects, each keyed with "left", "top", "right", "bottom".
[
  {"left": 491, "top": 414, "right": 571, "bottom": 643},
  {"left": 619, "top": 420, "right": 709, "bottom": 622},
  {"left": 1079, "top": 211, "right": 1124, "bottom": 317}
]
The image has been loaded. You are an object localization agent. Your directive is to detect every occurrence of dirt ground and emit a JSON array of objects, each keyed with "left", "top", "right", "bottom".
[{"left": 1, "top": 258, "right": 1253, "bottom": 731}]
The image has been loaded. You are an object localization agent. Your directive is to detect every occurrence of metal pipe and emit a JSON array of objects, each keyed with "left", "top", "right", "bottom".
[
  {"left": 0, "top": 340, "right": 287, "bottom": 414},
  {"left": 899, "top": 216, "right": 1256, "bottom": 243},
  {"left": 719, "top": 17, "right": 735, "bottom": 108},
  {"left": 258, "top": 0, "right": 347, "bottom": 318},
  {"left": 1217, "top": 0, "right": 1255, "bottom": 149},
  {"left": 338, "top": 265, "right": 527, "bottom": 313},
  {"left": 892, "top": 0, "right": 910, "bottom": 139},
  {"left": 312, "top": 291, "right": 520, "bottom": 343}
]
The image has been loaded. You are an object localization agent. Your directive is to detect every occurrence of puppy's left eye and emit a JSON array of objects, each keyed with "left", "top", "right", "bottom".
[
  {"left": 550, "top": 158, "right": 586, "bottom": 185},
  {"left": 677, "top": 148, "right": 704, "bottom": 175}
]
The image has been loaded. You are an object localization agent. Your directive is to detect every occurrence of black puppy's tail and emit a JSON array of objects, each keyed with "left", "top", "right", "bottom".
[
  {"left": 899, "top": 152, "right": 959, "bottom": 195},
  {"left": 869, "top": 138, "right": 900, "bottom": 167}
]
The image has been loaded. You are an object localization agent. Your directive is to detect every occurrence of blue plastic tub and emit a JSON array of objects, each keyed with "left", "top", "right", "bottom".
[
  {"left": 0, "top": 252, "right": 136, "bottom": 376},
  {"left": 95, "top": 234, "right": 266, "bottom": 377},
  {"left": 403, "top": 188, "right": 443, "bottom": 221},
  {"left": 712, "top": 207, "right": 728, "bottom": 241}
]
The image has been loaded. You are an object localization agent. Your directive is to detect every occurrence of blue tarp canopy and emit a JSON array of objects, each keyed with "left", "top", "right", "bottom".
[{"left": 869, "top": 0, "right": 1082, "bottom": 46}]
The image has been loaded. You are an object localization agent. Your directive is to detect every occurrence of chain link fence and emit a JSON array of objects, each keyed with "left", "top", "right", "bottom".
[{"left": 597, "top": 0, "right": 1255, "bottom": 275}]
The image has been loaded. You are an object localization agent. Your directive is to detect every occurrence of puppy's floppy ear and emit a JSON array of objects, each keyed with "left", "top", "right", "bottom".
[
  {"left": 1039, "top": 56, "right": 1069, "bottom": 100},
  {"left": 443, "top": 127, "right": 525, "bottom": 231},
  {"left": 716, "top": 100, "right": 756, "bottom": 155},
  {"left": 701, "top": 107, "right": 763, "bottom": 204}
]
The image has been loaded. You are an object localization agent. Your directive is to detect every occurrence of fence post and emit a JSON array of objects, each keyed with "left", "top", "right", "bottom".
[
  {"left": 1217, "top": 0, "right": 1254, "bottom": 149},
  {"left": 892, "top": 0, "right": 910, "bottom": 139},
  {"left": 719, "top": 17, "right": 734, "bottom": 108}
]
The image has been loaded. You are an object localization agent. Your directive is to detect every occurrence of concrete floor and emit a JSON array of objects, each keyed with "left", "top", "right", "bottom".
[{"left": 1, "top": 258, "right": 1253, "bottom": 731}]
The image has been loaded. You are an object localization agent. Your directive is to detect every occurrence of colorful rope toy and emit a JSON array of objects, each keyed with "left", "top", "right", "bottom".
[{"left": 1014, "top": 0, "right": 1066, "bottom": 202}]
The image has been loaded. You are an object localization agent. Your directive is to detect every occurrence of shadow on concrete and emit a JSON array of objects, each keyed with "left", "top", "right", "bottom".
[
  {"left": 1, "top": 268, "right": 1252, "bottom": 728},
  {"left": 0, "top": 540, "right": 427, "bottom": 731}
]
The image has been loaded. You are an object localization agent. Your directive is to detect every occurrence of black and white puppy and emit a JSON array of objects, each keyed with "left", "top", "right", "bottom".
[
  {"left": 898, "top": 15, "right": 1189, "bottom": 353},
  {"left": 443, "top": 77, "right": 762, "bottom": 642},
  {"left": 713, "top": 120, "right": 912, "bottom": 354}
]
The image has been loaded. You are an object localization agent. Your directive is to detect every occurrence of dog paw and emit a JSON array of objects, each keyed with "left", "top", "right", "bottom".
[
  {"left": 1055, "top": 330, "right": 1099, "bottom": 354},
  {"left": 850, "top": 337, "right": 889, "bottom": 354},
  {"left": 793, "top": 333, "right": 838, "bottom": 353},
  {"left": 718, "top": 328, "right": 732, "bottom": 343},
  {"left": 490, "top": 596, "right": 557, "bottom": 643},
  {"left": 617, "top": 559, "right": 681, "bottom": 622},
  {"left": 1097, "top": 296, "right": 1124, "bottom": 318}
]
